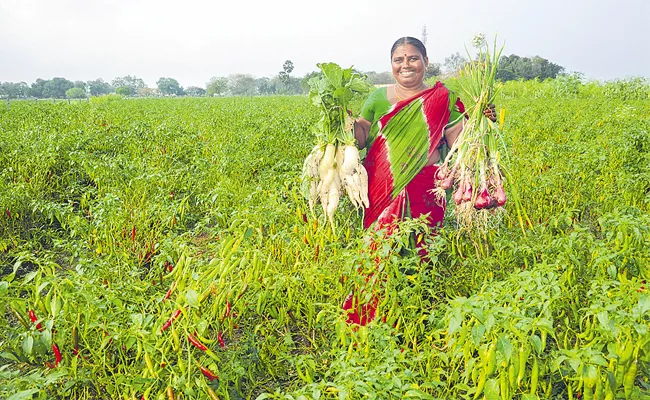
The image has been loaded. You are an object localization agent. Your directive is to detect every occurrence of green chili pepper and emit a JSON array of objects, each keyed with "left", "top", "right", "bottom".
[{"left": 623, "top": 359, "right": 637, "bottom": 400}]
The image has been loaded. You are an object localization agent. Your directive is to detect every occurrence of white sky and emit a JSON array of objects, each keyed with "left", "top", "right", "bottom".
[{"left": 1, "top": 0, "right": 648, "bottom": 88}]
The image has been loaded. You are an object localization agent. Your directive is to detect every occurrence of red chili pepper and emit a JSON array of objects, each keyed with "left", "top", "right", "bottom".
[
  {"left": 225, "top": 302, "right": 231, "bottom": 318},
  {"left": 163, "top": 281, "right": 177, "bottom": 302},
  {"left": 187, "top": 334, "right": 208, "bottom": 351},
  {"left": 200, "top": 366, "right": 218, "bottom": 381},
  {"left": 217, "top": 332, "right": 225, "bottom": 348},
  {"left": 5, "top": 209, "right": 11, "bottom": 218},
  {"left": 28, "top": 310, "right": 44, "bottom": 332},
  {"left": 160, "top": 309, "right": 182, "bottom": 332},
  {"left": 131, "top": 225, "right": 137, "bottom": 242},
  {"left": 52, "top": 343, "right": 62, "bottom": 367}
]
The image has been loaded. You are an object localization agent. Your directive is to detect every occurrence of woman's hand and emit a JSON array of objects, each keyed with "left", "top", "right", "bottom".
[
  {"left": 483, "top": 104, "right": 497, "bottom": 122},
  {"left": 354, "top": 117, "right": 371, "bottom": 149}
]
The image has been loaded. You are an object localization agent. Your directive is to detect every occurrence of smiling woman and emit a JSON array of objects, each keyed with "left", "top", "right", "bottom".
[
  {"left": 342, "top": 36, "right": 471, "bottom": 325},
  {"left": 353, "top": 37, "right": 467, "bottom": 235}
]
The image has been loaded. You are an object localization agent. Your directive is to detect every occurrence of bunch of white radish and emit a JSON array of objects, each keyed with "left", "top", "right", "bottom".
[{"left": 301, "top": 63, "right": 370, "bottom": 229}]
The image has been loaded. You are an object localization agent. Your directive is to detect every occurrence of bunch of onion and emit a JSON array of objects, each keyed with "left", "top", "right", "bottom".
[
  {"left": 301, "top": 63, "right": 370, "bottom": 230},
  {"left": 431, "top": 34, "right": 507, "bottom": 230}
]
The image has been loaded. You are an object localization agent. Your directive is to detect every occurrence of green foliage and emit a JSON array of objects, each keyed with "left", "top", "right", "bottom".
[
  {"left": 87, "top": 78, "right": 113, "bottom": 96},
  {"left": 42, "top": 77, "right": 74, "bottom": 99},
  {"left": 444, "top": 52, "right": 468, "bottom": 74},
  {"left": 604, "top": 77, "right": 650, "bottom": 100},
  {"left": 308, "top": 62, "right": 370, "bottom": 142},
  {"left": 65, "top": 87, "right": 86, "bottom": 99},
  {"left": 364, "top": 71, "right": 394, "bottom": 85},
  {"left": 0, "top": 81, "right": 648, "bottom": 399},
  {"left": 0, "top": 82, "right": 29, "bottom": 99},
  {"left": 111, "top": 76, "right": 145, "bottom": 95},
  {"left": 256, "top": 77, "right": 277, "bottom": 95},
  {"left": 279, "top": 60, "right": 295, "bottom": 85},
  {"left": 29, "top": 79, "right": 48, "bottom": 98},
  {"left": 184, "top": 86, "right": 206, "bottom": 97},
  {"left": 227, "top": 74, "right": 257, "bottom": 96},
  {"left": 115, "top": 86, "right": 132, "bottom": 96},
  {"left": 496, "top": 54, "right": 564, "bottom": 82},
  {"left": 424, "top": 62, "right": 441, "bottom": 80},
  {"left": 156, "top": 77, "right": 184, "bottom": 96},
  {"left": 206, "top": 76, "right": 228, "bottom": 96}
]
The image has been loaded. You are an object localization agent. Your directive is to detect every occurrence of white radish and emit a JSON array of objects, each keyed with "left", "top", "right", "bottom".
[
  {"left": 339, "top": 145, "right": 360, "bottom": 177},
  {"left": 326, "top": 175, "right": 341, "bottom": 228},
  {"left": 335, "top": 145, "right": 345, "bottom": 172},
  {"left": 308, "top": 146, "right": 322, "bottom": 178},
  {"left": 318, "top": 144, "right": 336, "bottom": 180},
  {"left": 357, "top": 166, "right": 369, "bottom": 208},
  {"left": 309, "top": 181, "right": 319, "bottom": 212},
  {"left": 343, "top": 174, "right": 361, "bottom": 209}
]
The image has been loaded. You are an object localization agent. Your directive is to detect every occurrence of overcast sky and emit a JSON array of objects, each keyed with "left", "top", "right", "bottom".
[{"left": 1, "top": 0, "right": 648, "bottom": 88}]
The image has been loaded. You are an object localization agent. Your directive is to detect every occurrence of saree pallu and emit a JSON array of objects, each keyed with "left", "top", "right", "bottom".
[{"left": 363, "top": 82, "right": 460, "bottom": 231}]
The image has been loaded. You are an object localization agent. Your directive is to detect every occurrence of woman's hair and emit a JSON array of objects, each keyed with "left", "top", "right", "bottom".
[{"left": 390, "top": 37, "right": 427, "bottom": 59}]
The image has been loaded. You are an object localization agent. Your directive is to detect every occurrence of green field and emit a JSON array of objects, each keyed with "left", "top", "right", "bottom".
[{"left": 1, "top": 79, "right": 649, "bottom": 399}]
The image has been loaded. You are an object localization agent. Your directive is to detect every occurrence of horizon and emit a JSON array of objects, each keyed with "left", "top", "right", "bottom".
[{"left": 1, "top": 0, "right": 649, "bottom": 88}]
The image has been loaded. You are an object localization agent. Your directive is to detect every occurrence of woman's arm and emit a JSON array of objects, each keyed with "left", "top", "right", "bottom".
[
  {"left": 444, "top": 105, "right": 495, "bottom": 148},
  {"left": 444, "top": 119, "right": 464, "bottom": 149},
  {"left": 354, "top": 118, "right": 371, "bottom": 149}
]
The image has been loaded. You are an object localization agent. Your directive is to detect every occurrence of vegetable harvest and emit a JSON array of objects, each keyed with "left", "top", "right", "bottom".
[
  {"left": 302, "top": 62, "right": 370, "bottom": 228},
  {"left": 433, "top": 34, "right": 509, "bottom": 229}
]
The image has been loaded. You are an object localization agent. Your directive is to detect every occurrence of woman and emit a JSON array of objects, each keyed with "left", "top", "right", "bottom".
[
  {"left": 354, "top": 36, "right": 469, "bottom": 236},
  {"left": 343, "top": 37, "right": 493, "bottom": 325}
]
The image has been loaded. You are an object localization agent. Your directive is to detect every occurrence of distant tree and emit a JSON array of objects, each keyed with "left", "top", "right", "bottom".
[
  {"left": 184, "top": 86, "right": 206, "bottom": 97},
  {"left": 300, "top": 71, "right": 321, "bottom": 93},
  {"left": 365, "top": 71, "right": 394, "bottom": 85},
  {"left": 444, "top": 52, "right": 468, "bottom": 74},
  {"left": 206, "top": 76, "right": 228, "bottom": 96},
  {"left": 42, "top": 77, "right": 74, "bottom": 98},
  {"left": 29, "top": 78, "right": 48, "bottom": 98},
  {"left": 66, "top": 87, "right": 86, "bottom": 99},
  {"left": 424, "top": 63, "right": 442, "bottom": 80},
  {"left": 0, "top": 82, "right": 29, "bottom": 98},
  {"left": 157, "top": 77, "right": 184, "bottom": 96},
  {"left": 111, "top": 75, "right": 145, "bottom": 96},
  {"left": 496, "top": 54, "right": 564, "bottom": 82},
  {"left": 256, "top": 77, "right": 276, "bottom": 95},
  {"left": 74, "top": 80, "right": 87, "bottom": 91},
  {"left": 87, "top": 78, "right": 113, "bottom": 96},
  {"left": 278, "top": 60, "right": 294, "bottom": 84},
  {"left": 115, "top": 86, "right": 132, "bottom": 96},
  {"left": 228, "top": 74, "right": 257, "bottom": 96}
]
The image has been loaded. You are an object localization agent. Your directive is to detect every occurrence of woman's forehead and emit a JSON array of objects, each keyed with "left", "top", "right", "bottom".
[{"left": 392, "top": 44, "right": 423, "bottom": 57}]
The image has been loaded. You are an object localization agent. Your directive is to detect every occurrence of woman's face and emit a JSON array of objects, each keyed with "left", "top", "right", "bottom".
[{"left": 391, "top": 44, "right": 428, "bottom": 88}]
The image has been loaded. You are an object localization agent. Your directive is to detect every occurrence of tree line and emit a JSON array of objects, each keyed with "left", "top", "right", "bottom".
[{"left": 0, "top": 54, "right": 565, "bottom": 99}]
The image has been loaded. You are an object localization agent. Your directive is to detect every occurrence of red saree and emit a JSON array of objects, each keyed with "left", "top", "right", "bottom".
[{"left": 343, "top": 82, "right": 465, "bottom": 325}]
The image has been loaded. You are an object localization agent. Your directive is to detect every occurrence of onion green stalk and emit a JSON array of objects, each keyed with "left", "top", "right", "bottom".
[{"left": 434, "top": 34, "right": 511, "bottom": 231}]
